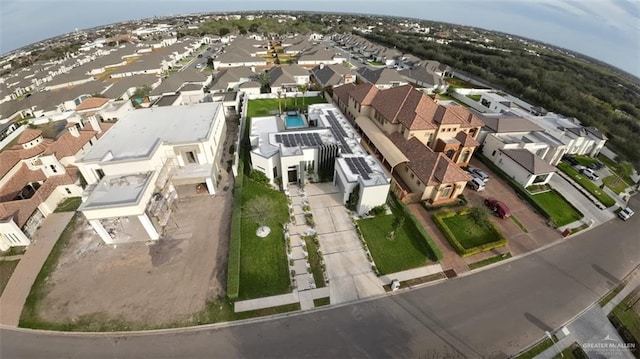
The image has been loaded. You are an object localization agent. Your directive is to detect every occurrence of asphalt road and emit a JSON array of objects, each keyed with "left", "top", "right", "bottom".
[{"left": 1, "top": 196, "right": 638, "bottom": 359}]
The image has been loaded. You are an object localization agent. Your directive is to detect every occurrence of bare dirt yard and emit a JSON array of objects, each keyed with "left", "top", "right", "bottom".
[{"left": 35, "top": 190, "right": 232, "bottom": 328}]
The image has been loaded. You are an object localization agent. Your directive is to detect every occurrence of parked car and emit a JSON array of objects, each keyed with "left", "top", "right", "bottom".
[
  {"left": 484, "top": 197, "right": 511, "bottom": 219},
  {"left": 563, "top": 155, "right": 579, "bottom": 166},
  {"left": 468, "top": 167, "right": 490, "bottom": 182},
  {"left": 587, "top": 161, "right": 604, "bottom": 170},
  {"left": 467, "top": 177, "right": 486, "bottom": 191},
  {"left": 197, "top": 54, "right": 203, "bottom": 58},
  {"left": 580, "top": 168, "right": 600, "bottom": 181},
  {"left": 618, "top": 207, "right": 635, "bottom": 221},
  {"left": 195, "top": 63, "right": 203, "bottom": 69}
]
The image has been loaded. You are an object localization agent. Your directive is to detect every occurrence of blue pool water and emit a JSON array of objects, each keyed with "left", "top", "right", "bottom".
[{"left": 285, "top": 115, "right": 305, "bottom": 128}]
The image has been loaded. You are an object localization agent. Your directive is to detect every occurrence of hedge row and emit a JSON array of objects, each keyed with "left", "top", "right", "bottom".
[
  {"left": 390, "top": 195, "right": 444, "bottom": 262},
  {"left": 432, "top": 210, "right": 508, "bottom": 257},
  {"left": 421, "top": 194, "right": 467, "bottom": 211},
  {"left": 226, "top": 148, "right": 245, "bottom": 299}
]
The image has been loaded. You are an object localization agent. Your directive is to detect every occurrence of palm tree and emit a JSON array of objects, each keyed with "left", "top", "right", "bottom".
[
  {"left": 253, "top": 71, "right": 271, "bottom": 94},
  {"left": 298, "top": 83, "right": 309, "bottom": 110},
  {"left": 276, "top": 90, "right": 283, "bottom": 115}
]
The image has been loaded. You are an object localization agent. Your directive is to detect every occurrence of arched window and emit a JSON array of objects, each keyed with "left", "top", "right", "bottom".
[
  {"left": 460, "top": 151, "right": 470, "bottom": 163},
  {"left": 446, "top": 149, "right": 455, "bottom": 159},
  {"left": 441, "top": 185, "right": 452, "bottom": 198}
]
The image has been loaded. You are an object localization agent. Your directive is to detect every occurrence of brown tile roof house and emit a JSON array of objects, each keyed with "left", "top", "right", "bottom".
[
  {"left": 389, "top": 134, "right": 471, "bottom": 186},
  {"left": 42, "top": 129, "right": 97, "bottom": 158},
  {"left": 349, "top": 83, "right": 378, "bottom": 106},
  {"left": 75, "top": 97, "right": 110, "bottom": 112},
  {"left": 455, "top": 131, "right": 480, "bottom": 147},
  {"left": 0, "top": 167, "right": 79, "bottom": 227},
  {"left": 370, "top": 85, "right": 438, "bottom": 130}
]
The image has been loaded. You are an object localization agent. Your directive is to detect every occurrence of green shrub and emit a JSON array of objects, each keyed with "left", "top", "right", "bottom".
[
  {"left": 248, "top": 169, "right": 270, "bottom": 186},
  {"left": 226, "top": 178, "right": 243, "bottom": 299},
  {"left": 421, "top": 194, "right": 467, "bottom": 211},
  {"left": 433, "top": 211, "right": 508, "bottom": 257},
  {"left": 368, "top": 204, "right": 387, "bottom": 216}
]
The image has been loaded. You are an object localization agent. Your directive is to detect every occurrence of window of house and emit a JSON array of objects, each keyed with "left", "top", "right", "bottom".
[
  {"left": 95, "top": 168, "right": 105, "bottom": 180},
  {"left": 405, "top": 167, "right": 409, "bottom": 173},
  {"left": 446, "top": 149, "right": 455, "bottom": 159},
  {"left": 50, "top": 165, "right": 58, "bottom": 173},
  {"left": 65, "top": 188, "right": 72, "bottom": 194},
  {"left": 460, "top": 151, "right": 470, "bottom": 163},
  {"left": 533, "top": 174, "right": 548, "bottom": 184},
  {"left": 492, "top": 150, "right": 496, "bottom": 157},
  {"left": 441, "top": 185, "right": 452, "bottom": 198},
  {"left": 273, "top": 167, "right": 278, "bottom": 178},
  {"left": 185, "top": 151, "right": 197, "bottom": 164},
  {"left": 416, "top": 180, "right": 421, "bottom": 186},
  {"left": 410, "top": 173, "right": 415, "bottom": 179}
]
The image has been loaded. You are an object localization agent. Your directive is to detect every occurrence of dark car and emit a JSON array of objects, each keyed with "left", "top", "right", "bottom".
[
  {"left": 197, "top": 54, "right": 203, "bottom": 58},
  {"left": 484, "top": 197, "right": 511, "bottom": 219},
  {"left": 587, "top": 161, "right": 604, "bottom": 170},
  {"left": 563, "top": 155, "right": 579, "bottom": 166}
]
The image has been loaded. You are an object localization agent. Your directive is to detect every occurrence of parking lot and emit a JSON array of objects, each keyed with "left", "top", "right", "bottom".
[{"left": 33, "top": 192, "right": 232, "bottom": 327}]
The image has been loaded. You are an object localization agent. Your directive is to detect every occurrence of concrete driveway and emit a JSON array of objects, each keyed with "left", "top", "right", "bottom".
[
  {"left": 465, "top": 158, "right": 562, "bottom": 256},
  {"left": 304, "top": 183, "right": 384, "bottom": 304},
  {"left": 549, "top": 174, "right": 616, "bottom": 226}
]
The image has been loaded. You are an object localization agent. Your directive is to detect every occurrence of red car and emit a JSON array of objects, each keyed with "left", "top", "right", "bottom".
[{"left": 484, "top": 197, "right": 511, "bottom": 219}]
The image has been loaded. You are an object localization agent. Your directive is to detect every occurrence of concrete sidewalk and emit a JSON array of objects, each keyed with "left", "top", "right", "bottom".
[
  {"left": 379, "top": 264, "right": 443, "bottom": 284},
  {"left": 234, "top": 292, "right": 300, "bottom": 313},
  {"left": 603, "top": 267, "right": 640, "bottom": 314},
  {"left": 0, "top": 212, "right": 74, "bottom": 326}
]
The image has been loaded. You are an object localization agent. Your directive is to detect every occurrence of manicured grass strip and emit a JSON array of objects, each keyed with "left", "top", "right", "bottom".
[
  {"left": 573, "top": 155, "right": 598, "bottom": 166},
  {"left": 514, "top": 337, "right": 555, "bottom": 359},
  {"left": 313, "top": 297, "right": 330, "bottom": 307},
  {"left": 510, "top": 215, "right": 528, "bottom": 233},
  {"left": 599, "top": 282, "right": 625, "bottom": 307},
  {"left": 54, "top": 197, "right": 82, "bottom": 212},
  {"left": 303, "top": 235, "right": 326, "bottom": 288},
  {"left": 553, "top": 342, "right": 588, "bottom": 359},
  {"left": 0, "top": 260, "right": 20, "bottom": 296},
  {"left": 246, "top": 97, "right": 327, "bottom": 119},
  {"left": 238, "top": 179, "right": 291, "bottom": 299},
  {"left": 530, "top": 190, "right": 583, "bottom": 227},
  {"left": 602, "top": 175, "right": 628, "bottom": 194},
  {"left": 20, "top": 214, "right": 78, "bottom": 329},
  {"left": 357, "top": 212, "right": 432, "bottom": 275},
  {"left": 557, "top": 162, "right": 616, "bottom": 207},
  {"left": 468, "top": 253, "right": 512, "bottom": 270}
]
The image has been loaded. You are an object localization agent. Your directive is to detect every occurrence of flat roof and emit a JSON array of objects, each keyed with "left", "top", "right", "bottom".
[
  {"left": 80, "top": 172, "right": 153, "bottom": 211},
  {"left": 82, "top": 102, "right": 222, "bottom": 162}
]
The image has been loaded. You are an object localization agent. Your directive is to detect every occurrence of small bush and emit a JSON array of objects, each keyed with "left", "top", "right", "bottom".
[
  {"left": 368, "top": 205, "right": 387, "bottom": 216},
  {"left": 248, "top": 169, "right": 270, "bottom": 186}
]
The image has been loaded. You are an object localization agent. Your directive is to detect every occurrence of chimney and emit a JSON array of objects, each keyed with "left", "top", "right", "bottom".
[
  {"left": 86, "top": 115, "right": 102, "bottom": 133},
  {"left": 68, "top": 125, "right": 80, "bottom": 137},
  {"left": 319, "top": 63, "right": 325, "bottom": 70}
]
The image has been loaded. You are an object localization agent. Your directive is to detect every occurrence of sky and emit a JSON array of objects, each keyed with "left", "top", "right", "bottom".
[{"left": 1, "top": 0, "right": 639, "bottom": 76}]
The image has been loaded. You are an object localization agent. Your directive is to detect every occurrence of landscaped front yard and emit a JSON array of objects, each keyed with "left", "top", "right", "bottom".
[
  {"left": 530, "top": 190, "right": 583, "bottom": 227},
  {"left": 433, "top": 209, "right": 508, "bottom": 257},
  {"left": 238, "top": 178, "right": 291, "bottom": 299},
  {"left": 603, "top": 175, "right": 629, "bottom": 194},
  {"left": 246, "top": 96, "right": 327, "bottom": 118},
  {"left": 557, "top": 162, "right": 616, "bottom": 207},
  {"left": 357, "top": 210, "right": 433, "bottom": 275},
  {"left": 608, "top": 290, "right": 640, "bottom": 352}
]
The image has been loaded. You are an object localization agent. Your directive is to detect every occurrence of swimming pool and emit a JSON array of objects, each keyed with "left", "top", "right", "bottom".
[{"left": 285, "top": 114, "right": 306, "bottom": 128}]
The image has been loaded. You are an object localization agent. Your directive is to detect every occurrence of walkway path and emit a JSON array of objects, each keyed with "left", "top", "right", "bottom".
[
  {"left": 603, "top": 266, "right": 640, "bottom": 314},
  {"left": 379, "top": 264, "right": 443, "bottom": 284},
  {"left": 0, "top": 212, "right": 74, "bottom": 326}
]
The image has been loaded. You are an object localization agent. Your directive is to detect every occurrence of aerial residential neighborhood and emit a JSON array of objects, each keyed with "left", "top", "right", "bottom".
[{"left": 0, "top": 9, "right": 639, "bottom": 359}]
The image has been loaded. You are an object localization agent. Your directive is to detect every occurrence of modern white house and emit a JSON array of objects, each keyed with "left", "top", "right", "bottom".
[
  {"left": 76, "top": 103, "right": 227, "bottom": 244},
  {"left": 249, "top": 103, "right": 390, "bottom": 214}
]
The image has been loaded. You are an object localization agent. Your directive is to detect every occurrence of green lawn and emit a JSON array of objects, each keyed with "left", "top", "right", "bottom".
[
  {"left": 357, "top": 208, "right": 433, "bottom": 275},
  {"left": 246, "top": 97, "right": 327, "bottom": 118},
  {"left": 573, "top": 155, "right": 599, "bottom": 166},
  {"left": 530, "top": 190, "right": 583, "bottom": 227},
  {"left": 0, "top": 260, "right": 20, "bottom": 296},
  {"left": 313, "top": 297, "right": 330, "bottom": 307},
  {"left": 557, "top": 162, "right": 616, "bottom": 207},
  {"left": 510, "top": 215, "right": 528, "bottom": 233},
  {"left": 609, "top": 291, "right": 640, "bottom": 348},
  {"left": 369, "top": 60, "right": 385, "bottom": 66},
  {"left": 54, "top": 197, "right": 82, "bottom": 212},
  {"left": 603, "top": 175, "right": 629, "bottom": 194},
  {"left": 238, "top": 179, "right": 291, "bottom": 299},
  {"left": 442, "top": 214, "right": 500, "bottom": 249},
  {"left": 553, "top": 342, "right": 588, "bottom": 359},
  {"left": 514, "top": 337, "right": 555, "bottom": 359}
]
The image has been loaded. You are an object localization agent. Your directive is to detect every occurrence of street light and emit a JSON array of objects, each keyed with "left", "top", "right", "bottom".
[{"left": 545, "top": 330, "right": 564, "bottom": 357}]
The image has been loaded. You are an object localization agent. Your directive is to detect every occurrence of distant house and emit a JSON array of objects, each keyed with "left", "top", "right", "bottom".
[
  {"left": 209, "top": 66, "right": 257, "bottom": 93},
  {"left": 267, "top": 64, "right": 310, "bottom": 94},
  {"left": 355, "top": 67, "right": 408, "bottom": 89},
  {"left": 310, "top": 64, "right": 355, "bottom": 89},
  {"left": 76, "top": 103, "right": 227, "bottom": 244}
]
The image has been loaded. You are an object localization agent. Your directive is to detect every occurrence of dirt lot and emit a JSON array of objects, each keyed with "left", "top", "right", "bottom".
[{"left": 36, "top": 191, "right": 232, "bottom": 327}]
